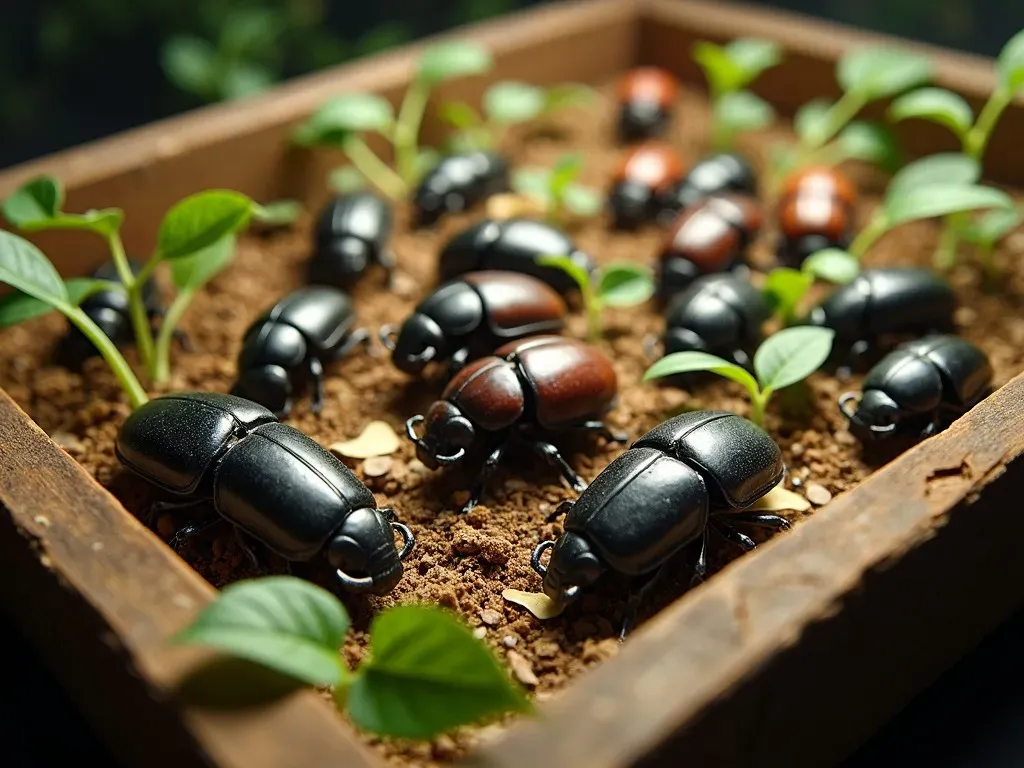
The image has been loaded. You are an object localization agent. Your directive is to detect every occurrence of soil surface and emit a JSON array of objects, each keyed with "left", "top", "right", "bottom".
[{"left": 2, "top": 82, "right": 1024, "bottom": 765}]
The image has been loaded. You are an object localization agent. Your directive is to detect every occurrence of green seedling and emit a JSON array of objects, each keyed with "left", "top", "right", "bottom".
[
  {"left": 643, "top": 326, "right": 836, "bottom": 427},
  {"left": 441, "top": 80, "right": 595, "bottom": 151},
  {"left": 293, "top": 40, "right": 494, "bottom": 199},
  {"left": 959, "top": 206, "right": 1023, "bottom": 280},
  {"left": 511, "top": 153, "right": 603, "bottom": 226},
  {"left": 538, "top": 256, "right": 654, "bottom": 342},
  {"left": 888, "top": 29, "right": 1024, "bottom": 270},
  {"left": 763, "top": 248, "right": 861, "bottom": 326},
  {"left": 176, "top": 576, "right": 530, "bottom": 740},
  {"left": 693, "top": 37, "right": 781, "bottom": 149},
  {"left": 251, "top": 199, "right": 303, "bottom": 229},
  {"left": 1, "top": 175, "right": 260, "bottom": 394}
]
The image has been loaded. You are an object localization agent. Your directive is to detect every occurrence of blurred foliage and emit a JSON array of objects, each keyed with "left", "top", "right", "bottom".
[{"left": 0, "top": 0, "right": 1020, "bottom": 168}]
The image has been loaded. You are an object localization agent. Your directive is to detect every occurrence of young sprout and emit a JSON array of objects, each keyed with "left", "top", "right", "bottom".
[
  {"left": 763, "top": 248, "right": 861, "bottom": 326},
  {"left": 292, "top": 40, "right": 493, "bottom": 198},
  {"left": 643, "top": 326, "right": 836, "bottom": 427},
  {"left": 537, "top": 256, "right": 654, "bottom": 341},
  {"left": 692, "top": 37, "right": 781, "bottom": 149},
  {"left": 176, "top": 576, "right": 530, "bottom": 739},
  {"left": 511, "top": 153, "right": 603, "bottom": 226},
  {"left": 441, "top": 80, "right": 595, "bottom": 151},
  {"left": 1, "top": 175, "right": 259, "bottom": 390},
  {"left": 959, "top": 206, "right": 1023, "bottom": 280}
]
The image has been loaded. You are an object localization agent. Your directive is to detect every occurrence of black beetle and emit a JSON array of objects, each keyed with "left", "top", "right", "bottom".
[
  {"left": 58, "top": 259, "right": 162, "bottom": 367},
  {"left": 413, "top": 151, "right": 509, "bottom": 227},
  {"left": 309, "top": 192, "right": 394, "bottom": 288},
  {"left": 531, "top": 411, "right": 787, "bottom": 628},
  {"left": 839, "top": 335, "right": 992, "bottom": 442},
  {"left": 231, "top": 286, "right": 368, "bottom": 417},
  {"left": 658, "top": 153, "right": 758, "bottom": 226},
  {"left": 380, "top": 271, "right": 567, "bottom": 376},
  {"left": 116, "top": 392, "right": 414, "bottom": 594},
  {"left": 406, "top": 336, "right": 624, "bottom": 513},
  {"left": 616, "top": 67, "right": 680, "bottom": 142},
  {"left": 657, "top": 274, "right": 769, "bottom": 367},
  {"left": 808, "top": 267, "right": 956, "bottom": 361},
  {"left": 438, "top": 218, "right": 596, "bottom": 296}
]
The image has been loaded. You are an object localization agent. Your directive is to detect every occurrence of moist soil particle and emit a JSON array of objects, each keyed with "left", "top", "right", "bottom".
[{"left": 2, "top": 82, "right": 1023, "bottom": 766}]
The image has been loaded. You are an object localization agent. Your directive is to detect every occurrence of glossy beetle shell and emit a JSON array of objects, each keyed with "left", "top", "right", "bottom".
[
  {"left": 309, "top": 192, "right": 392, "bottom": 287},
  {"left": 777, "top": 166, "right": 857, "bottom": 266},
  {"left": 617, "top": 67, "right": 680, "bottom": 142},
  {"left": 413, "top": 151, "right": 509, "bottom": 227},
  {"left": 438, "top": 218, "right": 596, "bottom": 295},
  {"left": 609, "top": 143, "right": 686, "bottom": 228},
  {"left": 663, "top": 274, "right": 769, "bottom": 359},
  {"left": 659, "top": 153, "right": 758, "bottom": 223}
]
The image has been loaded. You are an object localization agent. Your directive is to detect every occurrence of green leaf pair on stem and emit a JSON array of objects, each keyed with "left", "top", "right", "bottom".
[
  {"left": 293, "top": 40, "right": 494, "bottom": 199},
  {"left": 693, "top": 38, "right": 781, "bottom": 150},
  {"left": 763, "top": 248, "right": 861, "bottom": 326},
  {"left": 441, "top": 80, "right": 595, "bottom": 152},
  {"left": 537, "top": 256, "right": 654, "bottom": 341},
  {"left": 643, "top": 326, "right": 836, "bottom": 427},
  {"left": 0, "top": 176, "right": 264, "bottom": 407},
  {"left": 175, "top": 576, "right": 530, "bottom": 740},
  {"left": 511, "top": 153, "right": 603, "bottom": 226}
]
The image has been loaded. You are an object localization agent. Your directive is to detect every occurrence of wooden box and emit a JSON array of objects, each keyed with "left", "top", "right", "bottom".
[{"left": 2, "top": 1, "right": 1024, "bottom": 766}]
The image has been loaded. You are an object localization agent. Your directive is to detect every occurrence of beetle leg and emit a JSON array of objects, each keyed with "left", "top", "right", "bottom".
[
  {"left": 144, "top": 497, "right": 211, "bottom": 529},
  {"left": 726, "top": 512, "right": 792, "bottom": 530},
  {"left": 689, "top": 528, "right": 710, "bottom": 588},
  {"left": 546, "top": 499, "right": 575, "bottom": 523},
  {"left": 337, "top": 328, "right": 372, "bottom": 359},
  {"left": 619, "top": 564, "right": 669, "bottom": 642},
  {"left": 308, "top": 356, "right": 325, "bottom": 414},
  {"left": 168, "top": 515, "right": 223, "bottom": 550},
  {"left": 463, "top": 441, "right": 508, "bottom": 514},
  {"left": 576, "top": 420, "right": 628, "bottom": 444},
  {"left": 449, "top": 347, "right": 470, "bottom": 375},
  {"left": 711, "top": 519, "right": 756, "bottom": 551},
  {"left": 528, "top": 439, "right": 587, "bottom": 493},
  {"left": 232, "top": 526, "right": 262, "bottom": 571}
]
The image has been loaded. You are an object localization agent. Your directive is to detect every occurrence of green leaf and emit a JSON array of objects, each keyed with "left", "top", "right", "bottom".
[
  {"left": 483, "top": 81, "right": 545, "bottom": 125},
  {"left": 888, "top": 88, "right": 973, "bottom": 138},
  {"left": 171, "top": 235, "right": 237, "bottom": 291},
  {"left": 2, "top": 176, "right": 62, "bottom": 226},
  {"left": 885, "top": 184, "right": 1013, "bottom": 226},
  {"left": 997, "top": 29, "right": 1024, "bottom": 91},
  {"left": 598, "top": 263, "right": 654, "bottom": 307},
  {"left": 642, "top": 351, "right": 760, "bottom": 393},
  {"left": 837, "top": 47, "right": 932, "bottom": 99},
  {"left": 292, "top": 94, "right": 395, "bottom": 146},
  {"left": 762, "top": 267, "right": 812, "bottom": 322},
  {"left": 253, "top": 200, "right": 303, "bottom": 227},
  {"left": 754, "top": 326, "right": 835, "bottom": 391},
  {"left": 17, "top": 209, "right": 125, "bottom": 238},
  {"left": 0, "top": 278, "right": 117, "bottom": 327},
  {"left": 221, "top": 61, "right": 275, "bottom": 101},
  {"left": 157, "top": 190, "right": 254, "bottom": 260},
  {"left": 802, "top": 248, "right": 860, "bottom": 284},
  {"left": 793, "top": 99, "right": 832, "bottom": 144},
  {"left": 174, "top": 576, "right": 349, "bottom": 686},
  {"left": 413, "top": 148, "right": 443, "bottom": 183},
  {"left": 837, "top": 121, "right": 901, "bottom": 172},
  {"left": 543, "top": 83, "right": 596, "bottom": 113},
  {"left": 886, "top": 153, "right": 981, "bottom": 203},
  {"left": 562, "top": 185, "right": 603, "bottom": 218},
  {"left": 724, "top": 38, "right": 782, "bottom": 82},
  {"left": 550, "top": 153, "right": 582, "bottom": 195},
  {"left": 439, "top": 101, "right": 482, "bottom": 130},
  {"left": 328, "top": 166, "right": 368, "bottom": 194},
  {"left": 162, "top": 36, "right": 217, "bottom": 97},
  {"left": 537, "top": 254, "right": 590, "bottom": 293},
  {"left": 511, "top": 168, "right": 552, "bottom": 204},
  {"left": 714, "top": 90, "right": 775, "bottom": 134},
  {"left": 0, "top": 231, "right": 69, "bottom": 310},
  {"left": 417, "top": 41, "right": 493, "bottom": 86},
  {"left": 693, "top": 41, "right": 744, "bottom": 96},
  {"left": 346, "top": 605, "right": 529, "bottom": 740},
  {"left": 960, "top": 207, "right": 1022, "bottom": 247}
]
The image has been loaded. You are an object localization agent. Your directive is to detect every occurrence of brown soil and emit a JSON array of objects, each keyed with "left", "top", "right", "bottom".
[{"left": 3, "top": 82, "right": 1024, "bottom": 765}]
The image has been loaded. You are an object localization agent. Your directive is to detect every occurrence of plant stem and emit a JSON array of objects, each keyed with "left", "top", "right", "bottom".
[
  {"left": 581, "top": 278, "right": 602, "bottom": 342},
  {"left": 343, "top": 136, "right": 408, "bottom": 201},
  {"left": 64, "top": 306, "right": 148, "bottom": 409},
  {"left": 108, "top": 232, "right": 157, "bottom": 379},
  {"left": 849, "top": 212, "right": 890, "bottom": 258},
  {"left": 965, "top": 88, "right": 1011, "bottom": 162},
  {"left": 749, "top": 388, "right": 771, "bottom": 428},
  {"left": 802, "top": 90, "right": 867, "bottom": 152},
  {"left": 394, "top": 79, "right": 431, "bottom": 183},
  {"left": 933, "top": 215, "right": 963, "bottom": 271},
  {"left": 152, "top": 289, "right": 195, "bottom": 384}
]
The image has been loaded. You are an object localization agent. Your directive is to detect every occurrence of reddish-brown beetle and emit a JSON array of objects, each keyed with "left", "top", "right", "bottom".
[
  {"left": 406, "top": 336, "right": 624, "bottom": 512},
  {"left": 617, "top": 67, "right": 680, "bottom": 142},
  {"left": 657, "top": 194, "right": 765, "bottom": 300},
  {"left": 380, "top": 271, "right": 567, "bottom": 377},
  {"left": 777, "top": 166, "right": 858, "bottom": 266},
  {"left": 609, "top": 142, "right": 686, "bottom": 229}
]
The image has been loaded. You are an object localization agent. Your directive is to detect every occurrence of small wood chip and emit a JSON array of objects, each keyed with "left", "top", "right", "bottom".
[
  {"left": 362, "top": 455, "right": 393, "bottom": 478},
  {"left": 749, "top": 485, "right": 812, "bottom": 512},
  {"left": 502, "top": 588, "right": 565, "bottom": 619},
  {"left": 329, "top": 421, "right": 401, "bottom": 459},
  {"left": 486, "top": 193, "right": 544, "bottom": 220},
  {"left": 805, "top": 482, "right": 833, "bottom": 506},
  {"left": 506, "top": 650, "right": 539, "bottom": 687},
  {"left": 480, "top": 608, "right": 502, "bottom": 626},
  {"left": 473, "top": 627, "right": 487, "bottom": 639},
  {"left": 390, "top": 271, "right": 418, "bottom": 299}
]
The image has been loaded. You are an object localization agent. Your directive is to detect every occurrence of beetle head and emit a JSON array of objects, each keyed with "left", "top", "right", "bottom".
[
  {"left": 618, "top": 101, "right": 665, "bottom": 143},
  {"left": 533, "top": 532, "right": 603, "bottom": 604},
  {"left": 405, "top": 401, "right": 476, "bottom": 470},
  {"left": 609, "top": 180, "right": 652, "bottom": 230},
  {"left": 231, "top": 365, "right": 292, "bottom": 417},
  {"left": 386, "top": 313, "right": 445, "bottom": 375},
  {"left": 840, "top": 389, "right": 900, "bottom": 441},
  {"left": 328, "top": 508, "right": 415, "bottom": 595}
]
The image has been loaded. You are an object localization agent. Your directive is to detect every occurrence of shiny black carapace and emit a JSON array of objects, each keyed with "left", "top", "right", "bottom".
[
  {"left": 309, "top": 192, "right": 394, "bottom": 288},
  {"left": 116, "top": 392, "right": 414, "bottom": 594},
  {"left": 413, "top": 151, "right": 509, "bottom": 227}
]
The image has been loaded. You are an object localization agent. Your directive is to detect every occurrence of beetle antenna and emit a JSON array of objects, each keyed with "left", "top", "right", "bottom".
[
  {"left": 405, "top": 415, "right": 428, "bottom": 450},
  {"left": 391, "top": 521, "right": 415, "bottom": 559},
  {"left": 434, "top": 447, "right": 466, "bottom": 465},
  {"left": 837, "top": 392, "right": 859, "bottom": 420},
  {"left": 378, "top": 325, "right": 398, "bottom": 351}
]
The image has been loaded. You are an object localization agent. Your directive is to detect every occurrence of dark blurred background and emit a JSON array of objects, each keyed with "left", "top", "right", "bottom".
[
  {"left": 1, "top": 0, "right": 1023, "bottom": 168},
  {"left": 3, "top": 0, "right": 1024, "bottom": 765}
]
